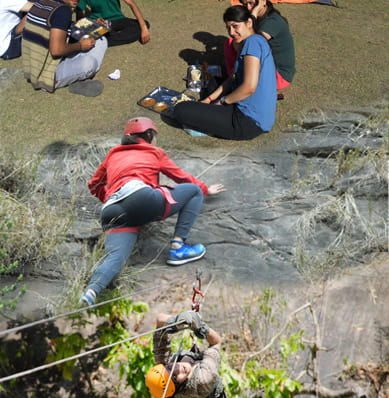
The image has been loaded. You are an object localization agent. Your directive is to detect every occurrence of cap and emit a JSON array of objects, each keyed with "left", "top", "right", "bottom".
[
  {"left": 123, "top": 117, "right": 158, "bottom": 136},
  {"left": 145, "top": 364, "right": 175, "bottom": 398}
]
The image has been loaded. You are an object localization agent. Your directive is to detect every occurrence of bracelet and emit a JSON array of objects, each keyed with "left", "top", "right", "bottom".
[{"left": 207, "top": 96, "right": 213, "bottom": 103}]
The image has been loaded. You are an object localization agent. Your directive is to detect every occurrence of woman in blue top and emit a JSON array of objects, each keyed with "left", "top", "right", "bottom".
[{"left": 173, "top": 6, "right": 277, "bottom": 141}]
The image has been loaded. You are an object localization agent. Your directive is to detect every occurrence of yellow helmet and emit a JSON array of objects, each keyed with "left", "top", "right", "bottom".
[{"left": 145, "top": 364, "right": 176, "bottom": 398}]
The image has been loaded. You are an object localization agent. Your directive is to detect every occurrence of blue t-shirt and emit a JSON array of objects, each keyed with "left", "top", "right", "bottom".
[{"left": 233, "top": 34, "right": 277, "bottom": 132}]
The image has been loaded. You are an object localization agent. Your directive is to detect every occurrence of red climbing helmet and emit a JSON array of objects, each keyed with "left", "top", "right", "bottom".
[
  {"left": 123, "top": 117, "right": 158, "bottom": 136},
  {"left": 145, "top": 364, "right": 175, "bottom": 398}
]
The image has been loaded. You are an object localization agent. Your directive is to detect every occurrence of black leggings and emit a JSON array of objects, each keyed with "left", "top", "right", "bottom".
[
  {"left": 173, "top": 101, "right": 267, "bottom": 141},
  {"left": 106, "top": 18, "right": 150, "bottom": 47}
]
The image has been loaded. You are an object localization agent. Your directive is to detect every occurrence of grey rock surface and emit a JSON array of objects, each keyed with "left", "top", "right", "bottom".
[{"left": 33, "top": 106, "right": 387, "bottom": 288}]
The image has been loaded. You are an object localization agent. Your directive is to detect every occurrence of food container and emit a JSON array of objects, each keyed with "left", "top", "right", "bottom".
[
  {"left": 70, "top": 18, "right": 110, "bottom": 41},
  {"left": 137, "top": 86, "right": 196, "bottom": 117},
  {"left": 186, "top": 65, "right": 203, "bottom": 92}
]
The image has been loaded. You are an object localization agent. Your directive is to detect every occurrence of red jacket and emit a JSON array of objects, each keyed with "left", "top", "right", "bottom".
[{"left": 88, "top": 140, "right": 209, "bottom": 203}]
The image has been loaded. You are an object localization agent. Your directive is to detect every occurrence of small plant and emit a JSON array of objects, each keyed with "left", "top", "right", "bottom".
[
  {"left": 218, "top": 289, "right": 307, "bottom": 397},
  {"left": 0, "top": 245, "right": 26, "bottom": 318},
  {"left": 47, "top": 329, "right": 87, "bottom": 380},
  {"left": 99, "top": 298, "right": 152, "bottom": 397},
  {"left": 239, "top": 288, "right": 286, "bottom": 351},
  {"left": 255, "top": 367, "right": 301, "bottom": 398},
  {"left": 219, "top": 354, "right": 247, "bottom": 397},
  {"left": 46, "top": 296, "right": 150, "bottom": 392},
  {"left": 241, "top": 333, "right": 304, "bottom": 398},
  {"left": 280, "top": 331, "right": 305, "bottom": 364},
  {"left": 46, "top": 313, "right": 92, "bottom": 380}
]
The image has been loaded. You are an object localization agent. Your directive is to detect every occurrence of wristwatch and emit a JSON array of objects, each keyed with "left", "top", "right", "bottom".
[{"left": 220, "top": 96, "right": 228, "bottom": 106}]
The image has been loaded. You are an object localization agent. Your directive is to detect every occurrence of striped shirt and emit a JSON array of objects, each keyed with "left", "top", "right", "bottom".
[{"left": 22, "top": 0, "right": 71, "bottom": 92}]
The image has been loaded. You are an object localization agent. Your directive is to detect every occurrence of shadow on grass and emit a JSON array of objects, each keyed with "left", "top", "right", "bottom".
[{"left": 179, "top": 31, "right": 227, "bottom": 70}]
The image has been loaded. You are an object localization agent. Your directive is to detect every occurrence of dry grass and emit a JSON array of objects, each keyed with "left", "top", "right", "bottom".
[
  {"left": 0, "top": 189, "right": 71, "bottom": 267},
  {"left": 292, "top": 132, "right": 388, "bottom": 281},
  {"left": 0, "top": 0, "right": 388, "bottom": 155}
]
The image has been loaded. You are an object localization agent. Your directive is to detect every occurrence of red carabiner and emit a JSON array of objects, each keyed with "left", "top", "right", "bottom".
[{"left": 192, "top": 273, "right": 204, "bottom": 312}]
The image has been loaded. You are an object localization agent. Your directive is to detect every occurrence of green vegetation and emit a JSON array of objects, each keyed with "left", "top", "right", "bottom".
[
  {"left": 1, "top": 288, "right": 309, "bottom": 397},
  {"left": 46, "top": 297, "right": 153, "bottom": 396}
]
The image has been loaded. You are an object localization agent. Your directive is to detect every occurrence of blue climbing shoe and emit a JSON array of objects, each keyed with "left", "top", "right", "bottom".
[
  {"left": 166, "top": 244, "right": 206, "bottom": 266},
  {"left": 79, "top": 289, "right": 97, "bottom": 306}
]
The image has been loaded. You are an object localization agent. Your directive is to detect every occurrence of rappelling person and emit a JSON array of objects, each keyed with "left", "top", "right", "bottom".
[{"left": 145, "top": 311, "right": 226, "bottom": 398}]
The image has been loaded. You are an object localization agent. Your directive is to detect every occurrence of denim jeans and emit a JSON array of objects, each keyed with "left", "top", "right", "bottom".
[{"left": 87, "top": 183, "right": 203, "bottom": 295}]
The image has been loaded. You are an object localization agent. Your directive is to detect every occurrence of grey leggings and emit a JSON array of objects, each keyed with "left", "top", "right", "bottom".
[
  {"left": 55, "top": 36, "right": 107, "bottom": 88},
  {"left": 87, "top": 183, "right": 203, "bottom": 294}
]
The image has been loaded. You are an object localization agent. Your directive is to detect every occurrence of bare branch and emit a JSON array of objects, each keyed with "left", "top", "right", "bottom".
[
  {"left": 297, "top": 382, "right": 364, "bottom": 398},
  {"left": 241, "top": 302, "right": 311, "bottom": 370}
]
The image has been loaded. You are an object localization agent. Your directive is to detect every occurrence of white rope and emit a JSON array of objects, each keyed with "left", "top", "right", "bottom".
[
  {"left": 195, "top": 151, "right": 232, "bottom": 179},
  {"left": 0, "top": 274, "right": 195, "bottom": 338},
  {"left": 0, "top": 319, "right": 186, "bottom": 384},
  {"left": 162, "top": 329, "right": 188, "bottom": 398},
  {"left": 0, "top": 272, "right": 215, "bottom": 384}
]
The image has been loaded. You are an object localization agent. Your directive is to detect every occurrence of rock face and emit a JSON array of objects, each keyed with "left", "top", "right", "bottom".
[
  {"left": 35, "top": 107, "right": 387, "bottom": 286},
  {"left": 1, "top": 106, "right": 388, "bottom": 395}
]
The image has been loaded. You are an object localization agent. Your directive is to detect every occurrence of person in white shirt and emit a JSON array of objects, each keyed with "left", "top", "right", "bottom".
[{"left": 0, "top": 0, "right": 34, "bottom": 59}]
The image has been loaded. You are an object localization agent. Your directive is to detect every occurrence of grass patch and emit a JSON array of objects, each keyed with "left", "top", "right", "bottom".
[{"left": 0, "top": 0, "right": 388, "bottom": 155}]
